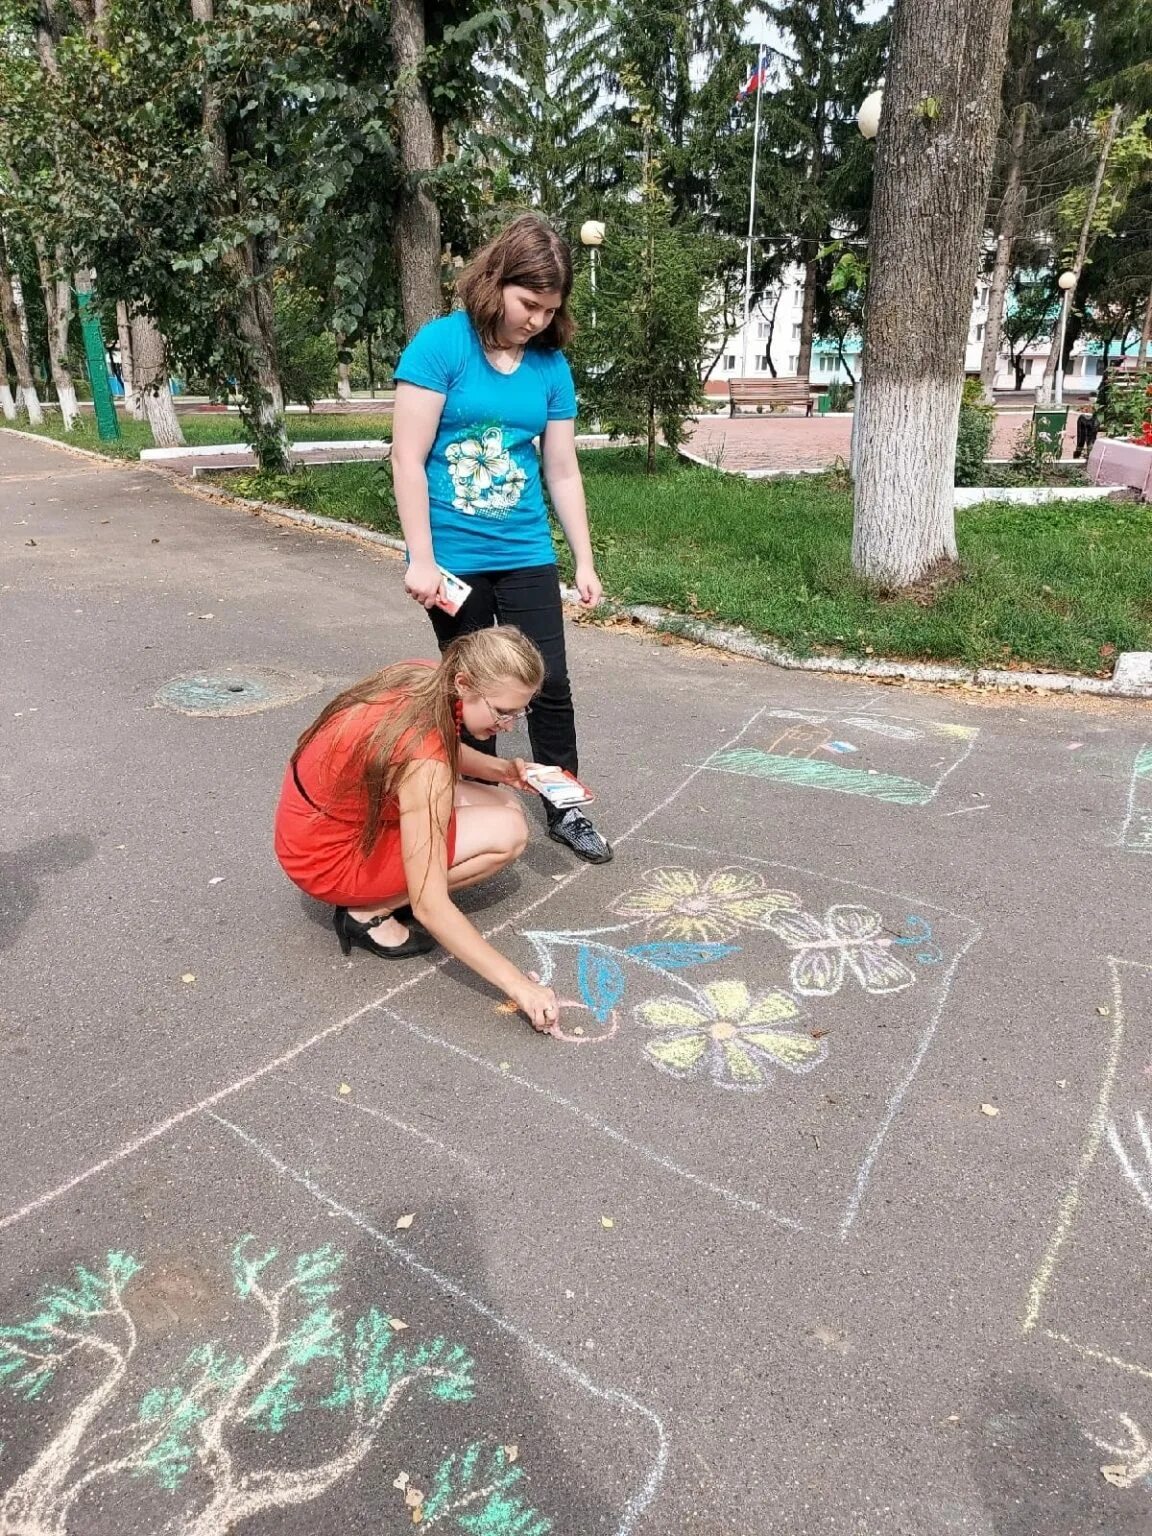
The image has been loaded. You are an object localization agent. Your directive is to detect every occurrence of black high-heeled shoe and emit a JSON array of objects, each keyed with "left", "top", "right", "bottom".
[{"left": 333, "top": 906, "right": 436, "bottom": 959}]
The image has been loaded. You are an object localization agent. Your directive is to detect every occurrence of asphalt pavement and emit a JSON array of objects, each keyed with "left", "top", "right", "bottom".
[{"left": 2, "top": 428, "right": 1151, "bottom": 1536}]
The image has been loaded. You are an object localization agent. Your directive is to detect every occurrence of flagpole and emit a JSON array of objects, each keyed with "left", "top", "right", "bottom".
[{"left": 740, "top": 42, "right": 765, "bottom": 383}]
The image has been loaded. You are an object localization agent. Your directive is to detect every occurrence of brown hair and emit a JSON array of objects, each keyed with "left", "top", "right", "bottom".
[
  {"left": 292, "top": 628, "right": 546, "bottom": 858},
  {"left": 456, "top": 214, "right": 575, "bottom": 350}
]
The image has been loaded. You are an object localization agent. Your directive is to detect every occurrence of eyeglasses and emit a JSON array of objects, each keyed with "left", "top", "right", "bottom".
[{"left": 481, "top": 694, "right": 533, "bottom": 728}]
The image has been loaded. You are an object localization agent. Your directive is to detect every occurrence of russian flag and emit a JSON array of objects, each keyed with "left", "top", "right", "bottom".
[{"left": 737, "top": 64, "right": 767, "bottom": 102}]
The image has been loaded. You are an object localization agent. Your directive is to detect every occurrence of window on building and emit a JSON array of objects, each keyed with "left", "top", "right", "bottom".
[
  {"left": 757, "top": 321, "right": 771, "bottom": 339},
  {"left": 818, "top": 355, "right": 837, "bottom": 374},
  {"left": 1082, "top": 355, "right": 1100, "bottom": 377},
  {"left": 974, "top": 323, "right": 985, "bottom": 342},
  {"left": 792, "top": 322, "right": 802, "bottom": 340},
  {"left": 788, "top": 356, "right": 798, "bottom": 374},
  {"left": 724, "top": 354, "right": 736, "bottom": 371}
]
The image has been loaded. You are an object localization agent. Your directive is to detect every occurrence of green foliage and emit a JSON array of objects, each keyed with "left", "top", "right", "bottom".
[
  {"left": 422, "top": 1443, "right": 551, "bottom": 1534},
  {"left": 275, "top": 286, "right": 338, "bottom": 407},
  {"left": 0, "top": 1252, "right": 141, "bottom": 1402},
  {"left": 568, "top": 176, "right": 708, "bottom": 469},
  {"left": 954, "top": 380, "right": 995, "bottom": 486},
  {"left": 1100, "top": 370, "right": 1152, "bottom": 438}
]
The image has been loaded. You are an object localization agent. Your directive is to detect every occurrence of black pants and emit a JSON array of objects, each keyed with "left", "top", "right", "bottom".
[
  {"left": 427, "top": 563, "right": 578, "bottom": 777},
  {"left": 1075, "top": 412, "right": 1099, "bottom": 456}
]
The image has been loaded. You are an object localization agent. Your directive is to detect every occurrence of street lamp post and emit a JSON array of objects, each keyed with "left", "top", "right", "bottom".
[
  {"left": 580, "top": 220, "right": 605, "bottom": 329},
  {"left": 851, "top": 89, "right": 883, "bottom": 479},
  {"left": 1053, "top": 268, "right": 1077, "bottom": 407}
]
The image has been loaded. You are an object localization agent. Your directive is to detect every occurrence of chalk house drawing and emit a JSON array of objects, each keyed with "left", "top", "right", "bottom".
[
  {"left": 1024, "top": 958, "right": 1152, "bottom": 1382},
  {"left": 701, "top": 707, "right": 979, "bottom": 806},
  {"left": 1120, "top": 746, "right": 1152, "bottom": 853},
  {"left": 0, "top": 1239, "right": 551, "bottom": 1535}
]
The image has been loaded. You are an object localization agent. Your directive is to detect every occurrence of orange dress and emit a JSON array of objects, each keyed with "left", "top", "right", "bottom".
[{"left": 274, "top": 692, "right": 458, "bottom": 907}]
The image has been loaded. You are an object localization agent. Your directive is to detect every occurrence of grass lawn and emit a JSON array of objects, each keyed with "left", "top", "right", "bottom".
[
  {"left": 170, "top": 447, "right": 1152, "bottom": 675},
  {"left": 4, "top": 409, "right": 391, "bottom": 460}
]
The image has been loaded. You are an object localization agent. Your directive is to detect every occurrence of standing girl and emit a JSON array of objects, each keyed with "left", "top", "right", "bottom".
[{"left": 391, "top": 213, "right": 611, "bottom": 865}]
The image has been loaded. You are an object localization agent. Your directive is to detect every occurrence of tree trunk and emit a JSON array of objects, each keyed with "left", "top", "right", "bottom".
[
  {"left": 0, "top": 231, "right": 43, "bottom": 425},
  {"left": 115, "top": 299, "right": 142, "bottom": 417},
  {"left": 34, "top": 241, "right": 79, "bottom": 429},
  {"left": 0, "top": 374, "right": 15, "bottom": 420},
  {"left": 366, "top": 328, "right": 375, "bottom": 397},
  {"left": 981, "top": 102, "right": 1029, "bottom": 399},
  {"left": 797, "top": 259, "right": 817, "bottom": 379},
  {"left": 391, "top": 0, "right": 443, "bottom": 339},
  {"left": 336, "top": 335, "right": 352, "bottom": 400},
  {"left": 191, "top": 0, "right": 286, "bottom": 467},
  {"left": 852, "top": 0, "right": 1014, "bottom": 589},
  {"left": 1013, "top": 352, "right": 1026, "bottom": 391},
  {"left": 130, "top": 312, "right": 186, "bottom": 447},
  {"left": 1039, "top": 103, "right": 1122, "bottom": 402}
]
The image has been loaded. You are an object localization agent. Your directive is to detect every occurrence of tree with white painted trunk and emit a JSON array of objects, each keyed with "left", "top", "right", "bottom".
[
  {"left": 129, "top": 308, "right": 185, "bottom": 448},
  {"left": 852, "top": 0, "right": 1014, "bottom": 589},
  {"left": 0, "top": 225, "right": 43, "bottom": 426}
]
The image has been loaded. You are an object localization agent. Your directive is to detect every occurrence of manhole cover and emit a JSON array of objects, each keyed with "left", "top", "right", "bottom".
[{"left": 155, "top": 666, "right": 323, "bottom": 717}]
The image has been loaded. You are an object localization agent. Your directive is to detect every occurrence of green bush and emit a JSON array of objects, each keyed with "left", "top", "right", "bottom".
[
  {"left": 275, "top": 286, "right": 338, "bottom": 407},
  {"left": 1099, "top": 370, "right": 1152, "bottom": 440},
  {"left": 955, "top": 379, "right": 995, "bottom": 486},
  {"left": 826, "top": 379, "right": 854, "bottom": 412}
]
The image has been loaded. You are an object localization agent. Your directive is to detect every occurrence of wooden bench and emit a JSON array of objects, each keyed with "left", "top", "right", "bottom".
[{"left": 728, "top": 377, "right": 821, "bottom": 417}]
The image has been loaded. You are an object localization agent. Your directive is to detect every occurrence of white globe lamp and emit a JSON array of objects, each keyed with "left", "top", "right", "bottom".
[
  {"left": 579, "top": 220, "right": 606, "bottom": 248},
  {"left": 1057, "top": 270, "right": 1077, "bottom": 292},
  {"left": 857, "top": 90, "right": 884, "bottom": 141}
]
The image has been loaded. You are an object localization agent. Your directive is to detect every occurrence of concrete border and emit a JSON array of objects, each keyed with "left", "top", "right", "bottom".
[{"left": 6, "top": 425, "right": 1150, "bottom": 701}]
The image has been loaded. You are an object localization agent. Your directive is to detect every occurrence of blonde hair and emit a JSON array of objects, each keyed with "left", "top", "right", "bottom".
[
  {"left": 456, "top": 214, "right": 575, "bottom": 350},
  {"left": 293, "top": 628, "right": 545, "bottom": 857}
]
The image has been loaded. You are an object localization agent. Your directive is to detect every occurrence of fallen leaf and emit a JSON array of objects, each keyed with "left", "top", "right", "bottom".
[
  {"left": 404, "top": 1486, "right": 424, "bottom": 1509},
  {"left": 393, "top": 1472, "right": 410, "bottom": 1492},
  {"left": 1101, "top": 1465, "right": 1129, "bottom": 1488},
  {"left": 198, "top": 613, "right": 214, "bottom": 620},
  {"left": 810, "top": 1028, "right": 830, "bottom": 1040},
  {"left": 338, "top": 1083, "right": 352, "bottom": 1096},
  {"left": 181, "top": 973, "right": 196, "bottom": 984},
  {"left": 980, "top": 1104, "right": 1000, "bottom": 1117},
  {"left": 396, "top": 1213, "right": 416, "bottom": 1231},
  {"left": 208, "top": 876, "right": 225, "bottom": 886},
  {"left": 551, "top": 873, "right": 565, "bottom": 882},
  {"left": 151, "top": 537, "right": 159, "bottom": 543},
  {"left": 495, "top": 999, "right": 518, "bottom": 1015},
  {"left": 25, "top": 538, "right": 36, "bottom": 546},
  {"left": 1057, "top": 1079, "right": 1067, "bottom": 1089},
  {"left": 411, "top": 1513, "right": 423, "bottom": 1527},
  {"left": 503, "top": 1444, "right": 519, "bottom": 1464},
  {"left": 1096, "top": 1006, "right": 1111, "bottom": 1016},
  {"left": 601, "top": 1216, "right": 614, "bottom": 1229},
  {"left": 388, "top": 1317, "right": 409, "bottom": 1332}
]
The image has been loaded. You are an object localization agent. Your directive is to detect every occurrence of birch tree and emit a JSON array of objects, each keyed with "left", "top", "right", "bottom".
[
  {"left": 0, "top": 222, "right": 42, "bottom": 424},
  {"left": 851, "top": 0, "right": 1013, "bottom": 589}
]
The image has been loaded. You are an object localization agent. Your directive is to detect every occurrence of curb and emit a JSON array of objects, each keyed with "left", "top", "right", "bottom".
[{"left": 8, "top": 426, "right": 1151, "bottom": 702}]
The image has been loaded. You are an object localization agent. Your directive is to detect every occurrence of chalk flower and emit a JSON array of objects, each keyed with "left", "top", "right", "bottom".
[
  {"left": 609, "top": 867, "right": 799, "bottom": 945},
  {"left": 636, "top": 979, "right": 825, "bottom": 1092},
  {"left": 766, "top": 904, "right": 916, "bottom": 997}
]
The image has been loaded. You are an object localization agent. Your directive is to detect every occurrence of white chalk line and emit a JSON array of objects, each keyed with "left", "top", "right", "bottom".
[
  {"left": 207, "top": 1112, "right": 669, "bottom": 1536},
  {"left": 1022, "top": 958, "right": 1127, "bottom": 1334},
  {"left": 1106, "top": 1110, "right": 1152, "bottom": 1217},
  {"left": 371, "top": 1003, "right": 799, "bottom": 1228},
  {"left": 837, "top": 927, "right": 982, "bottom": 1239},
  {"left": 1040, "top": 1328, "right": 1152, "bottom": 1385},
  {"left": 0, "top": 705, "right": 766, "bottom": 1236},
  {"left": 277, "top": 1072, "right": 495, "bottom": 1183}
]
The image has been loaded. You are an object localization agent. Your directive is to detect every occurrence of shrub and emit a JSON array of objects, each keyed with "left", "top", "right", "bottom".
[
  {"left": 954, "top": 378, "right": 995, "bottom": 486},
  {"left": 1099, "top": 370, "right": 1152, "bottom": 441}
]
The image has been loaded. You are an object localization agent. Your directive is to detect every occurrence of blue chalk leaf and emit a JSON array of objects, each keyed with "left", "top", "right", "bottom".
[
  {"left": 624, "top": 942, "right": 741, "bottom": 969},
  {"left": 576, "top": 946, "right": 626, "bottom": 1022}
]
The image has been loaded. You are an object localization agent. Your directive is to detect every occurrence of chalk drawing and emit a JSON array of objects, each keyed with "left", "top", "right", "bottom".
[
  {"left": 1090, "top": 1412, "right": 1152, "bottom": 1490},
  {"left": 607, "top": 866, "right": 799, "bottom": 945},
  {"left": 704, "top": 708, "right": 979, "bottom": 806},
  {"left": 383, "top": 838, "right": 979, "bottom": 1236},
  {"left": 765, "top": 905, "right": 939, "bottom": 997},
  {"left": 0, "top": 706, "right": 771, "bottom": 1240},
  {"left": 0, "top": 1239, "right": 551, "bottom": 1534},
  {"left": 1023, "top": 957, "right": 1152, "bottom": 1386},
  {"left": 1119, "top": 746, "right": 1152, "bottom": 853},
  {"left": 635, "top": 979, "right": 825, "bottom": 1091},
  {"left": 208, "top": 1114, "right": 669, "bottom": 1536}
]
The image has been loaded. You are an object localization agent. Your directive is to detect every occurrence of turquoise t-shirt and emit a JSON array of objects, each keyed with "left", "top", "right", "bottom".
[{"left": 394, "top": 309, "right": 577, "bottom": 573}]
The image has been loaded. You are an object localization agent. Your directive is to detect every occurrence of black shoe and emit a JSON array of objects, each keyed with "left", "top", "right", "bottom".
[
  {"left": 547, "top": 807, "right": 613, "bottom": 864},
  {"left": 333, "top": 906, "right": 436, "bottom": 959}
]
